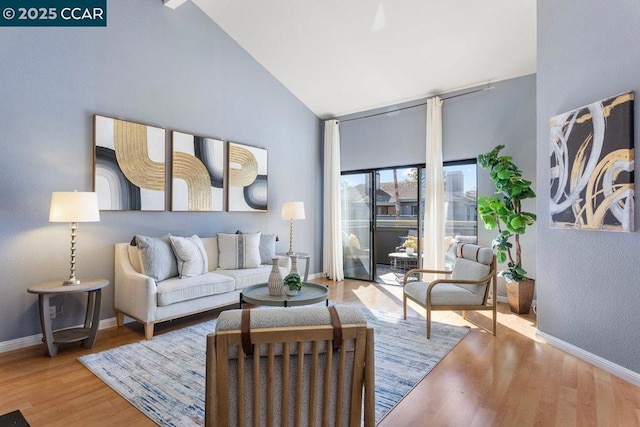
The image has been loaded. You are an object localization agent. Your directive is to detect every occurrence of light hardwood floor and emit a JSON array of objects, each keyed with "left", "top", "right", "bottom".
[{"left": 1, "top": 278, "right": 639, "bottom": 426}]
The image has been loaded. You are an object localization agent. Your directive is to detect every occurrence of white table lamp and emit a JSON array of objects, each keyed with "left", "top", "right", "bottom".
[
  {"left": 281, "top": 201, "right": 305, "bottom": 255},
  {"left": 49, "top": 191, "right": 100, "bottom": 285}
]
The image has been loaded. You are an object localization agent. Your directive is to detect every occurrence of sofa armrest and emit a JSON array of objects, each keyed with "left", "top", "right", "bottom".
[{"left": 114, "top": 243, "right": 158, "bottom": 323}]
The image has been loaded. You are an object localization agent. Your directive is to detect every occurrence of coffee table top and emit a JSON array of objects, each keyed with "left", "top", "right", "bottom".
[{"left": 241, "top": 282, "right": 329, "bottom": 307}]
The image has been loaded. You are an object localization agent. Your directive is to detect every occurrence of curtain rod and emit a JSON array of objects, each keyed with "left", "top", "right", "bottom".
[{"left": 337, "top": 85, "right": 494, "bottom": 123}]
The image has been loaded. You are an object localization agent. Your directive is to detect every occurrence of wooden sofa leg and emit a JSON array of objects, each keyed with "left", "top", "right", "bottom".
[
  {"left": 144, "top": 323, "right": 154, "bottom": 340},
  {"left": 116, "top": 311, "right": 125, "bottom": 327}
]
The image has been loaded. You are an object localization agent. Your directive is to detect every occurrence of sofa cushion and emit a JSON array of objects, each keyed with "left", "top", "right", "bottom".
[
  {"left": 218, "top": 232, "right": 261, "bottom": 269},
  {"left": 133, "top": 235, "right": 178, "bottom": 282},
  {"left": 200, "top": 236, "right": 219, "bottom": 271},
  {"left": 156, "top": 272, "right": 235, "bottom": 307},
  {"left": 215, "top": 265, "right": 287, "bottom": 290},
  {"left": 168, "top": 234, "right": 208, "bottom": 278}
]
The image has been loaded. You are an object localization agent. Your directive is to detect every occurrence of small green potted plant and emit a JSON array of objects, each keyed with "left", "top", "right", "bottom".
[
  {"left": 478, "top": 144, "right": 536, "bottom": 314},
  {"left": 283, "top": 273, "right": 303, "bottom": 296}
]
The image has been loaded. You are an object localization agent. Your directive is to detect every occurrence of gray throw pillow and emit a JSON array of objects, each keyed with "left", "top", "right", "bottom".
[
  {"left": 168, "top": 235, "right": 208, "bottom": 278},
  {"left": 259, "top": 234, "right": 277, "bottom": 264},
  {"left": 133, "top": 235, "right": 178, "bottom": 282},
  {"left": 218, "top": 232, "right": 261, "bottom": 269}
]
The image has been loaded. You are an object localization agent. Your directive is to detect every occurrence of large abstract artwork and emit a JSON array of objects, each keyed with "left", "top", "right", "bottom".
[
  {"left": 94, "top": 115, "right": 166, "bottom": 211},
  {"left": 171, "top": 131, "right": 224, "bottom": 212},
  {"left": 550, "top": 92, "right": 634, "bottom": 232},
  {"left": 227, "top": 142, "right": 268, "bottom": 212}
]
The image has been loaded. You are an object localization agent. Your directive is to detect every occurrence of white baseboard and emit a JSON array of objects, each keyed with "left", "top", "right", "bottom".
[
  {"left": 0, "top": 317, "right": 117, "bottom": 354},
  {"left": 536, "top": 330, "right": 640, "bottom": 387}
]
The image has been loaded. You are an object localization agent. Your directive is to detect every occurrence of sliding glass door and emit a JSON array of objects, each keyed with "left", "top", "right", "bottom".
[
  {"left": 340, "top": 172, "right": 373, "bottom": 281},
  {"left": 375, "top": 167, "right": 421, "bottom": 281},
  {"left": 341, "top": 160, "right": 477, "bottom": 282}
]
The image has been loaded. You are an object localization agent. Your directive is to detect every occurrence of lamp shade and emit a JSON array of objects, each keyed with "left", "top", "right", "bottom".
[
  {"left": 49, "top": 191, "right": 100, "bottom": 223},
  {"left": 281, "top": 201, "right": 305, "bottom": 221}
]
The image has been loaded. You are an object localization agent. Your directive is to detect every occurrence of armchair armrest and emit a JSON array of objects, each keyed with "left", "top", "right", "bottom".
[
  {"left": 425, "top": 268, "right": 496, "bottom": 297},
  {"left": 403, "top": 268, "right": 452, "bottom": 286}
]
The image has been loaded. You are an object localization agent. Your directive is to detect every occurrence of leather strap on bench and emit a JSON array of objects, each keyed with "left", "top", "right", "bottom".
[
  {"left": 240, "top": 306, "right": 344, "bottom": 355},
  {"left": 241, "top": 309, "right": 253, "bottom": 356},
  {"left": 328, "top": 305, "right": 343, "bottom": 351}
]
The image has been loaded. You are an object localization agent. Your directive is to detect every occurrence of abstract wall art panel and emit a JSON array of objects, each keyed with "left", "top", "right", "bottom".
[
  {"left": 227, "top": 142, "right": 268, "bottom": 212},
  {"left": 171, "top": 131, "right": 224, "bottom": 212},
  {"left": 94, "top": 115, "right": 166, "bottom": 211},
  {"left": 550, "top": 92, "right": 634, "bottom": 232}
]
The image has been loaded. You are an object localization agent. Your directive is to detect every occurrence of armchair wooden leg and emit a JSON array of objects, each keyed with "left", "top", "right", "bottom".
[
  {"left": 426, "top": 309, "right": 431, "bottom": 340},
  {"left": 493, "top": 305, "right": 497, "bottom": 336},
  {"left": 403, "top": 295, "right": 407, "bottom": 320}
]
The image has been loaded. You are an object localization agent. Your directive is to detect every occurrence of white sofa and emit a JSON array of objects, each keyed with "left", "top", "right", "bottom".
[{"left": 114, "top": 235, "right": 291, "bottom": 339}]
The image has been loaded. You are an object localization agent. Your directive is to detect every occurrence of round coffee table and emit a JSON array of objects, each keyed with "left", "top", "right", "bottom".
[{"left": 240, "top": 282, "right": 329, "bottom": 308}]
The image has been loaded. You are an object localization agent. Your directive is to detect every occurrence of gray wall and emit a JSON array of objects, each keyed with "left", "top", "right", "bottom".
[
  {"left": 0, "top": 0, "right": 321, "bottom": 343},
  {"left": 338, "top": 75, "right": 537, "bottom": 295},
  {"left": 537, "top": 1, "right": 640, "bottom": 373}
]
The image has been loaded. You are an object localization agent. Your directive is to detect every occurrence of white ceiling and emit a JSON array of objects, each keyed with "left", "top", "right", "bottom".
[{"left": 192, "top": 0, "right": 537, "bottom": 119}]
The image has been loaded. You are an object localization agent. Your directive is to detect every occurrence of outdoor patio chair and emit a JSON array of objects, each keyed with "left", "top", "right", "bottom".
[
  {"left": 205, "top": 305, "right": 375, "bottom": 427},
  {"left": 402, "top": 243, "right": 497, "bottom": 339}
]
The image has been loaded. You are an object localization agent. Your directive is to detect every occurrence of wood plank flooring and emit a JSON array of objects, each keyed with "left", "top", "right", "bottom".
[{"left": 1, "top": 278, "right": 638, "bottom": 426}]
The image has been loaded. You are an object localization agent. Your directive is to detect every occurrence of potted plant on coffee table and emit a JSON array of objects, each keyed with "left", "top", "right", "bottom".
[
  {"left": 283, "top": 273, "right": 303, "bottom": 296},
  {"left": 478, "top": 144, "right": 536, "bottom": 314}
]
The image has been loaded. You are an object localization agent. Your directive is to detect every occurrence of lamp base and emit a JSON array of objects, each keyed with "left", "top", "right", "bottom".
[{"left": 63, "top": 278, "right": 82, "bottom": 286}]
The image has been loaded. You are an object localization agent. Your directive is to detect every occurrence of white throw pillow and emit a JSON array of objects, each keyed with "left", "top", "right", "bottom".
[
  {"left": 218, "top": 232, "right": 261, "bottom": 269},
  {"left": 168, "top": 235, "right": 209, "bottom": 278}
]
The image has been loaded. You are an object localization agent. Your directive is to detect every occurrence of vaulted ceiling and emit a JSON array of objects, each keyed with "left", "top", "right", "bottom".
[{"left": 191, "top": 0, "right": 537, "bottom": 119}]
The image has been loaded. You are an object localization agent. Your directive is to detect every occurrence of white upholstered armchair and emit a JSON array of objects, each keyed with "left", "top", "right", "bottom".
[{"left": 402, "top": 243, "right": 497, "bottom": 339}]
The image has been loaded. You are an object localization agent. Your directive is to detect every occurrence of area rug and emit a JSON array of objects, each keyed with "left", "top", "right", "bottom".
[
  {"left": 377, "top": 272, "right": 403, "bottom": 286},
  {"left": 79, "top": 306, "right": 469, "bottom": 426}
]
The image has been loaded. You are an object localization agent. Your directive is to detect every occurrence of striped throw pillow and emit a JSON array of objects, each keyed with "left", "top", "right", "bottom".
[{"left": 217, "top": 232, "right": 261, "bottom": 269}]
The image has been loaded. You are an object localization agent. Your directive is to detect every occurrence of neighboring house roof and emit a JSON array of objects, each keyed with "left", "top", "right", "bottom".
[
  {"left": 349, "top": 180, "right": 476, "bottom": 205},
  {"left": 378, "top": 181, "right": 417, "bottom": 204}
]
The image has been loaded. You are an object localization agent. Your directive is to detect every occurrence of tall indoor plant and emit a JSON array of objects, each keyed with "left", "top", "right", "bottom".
[{"left": 478, "top": 145, "right": 536, "bottom": 314}]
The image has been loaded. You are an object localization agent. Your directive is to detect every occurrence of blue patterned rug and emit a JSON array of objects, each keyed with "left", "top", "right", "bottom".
[{"left": 79, "top": 306, "right": 469, "bottom": 426}]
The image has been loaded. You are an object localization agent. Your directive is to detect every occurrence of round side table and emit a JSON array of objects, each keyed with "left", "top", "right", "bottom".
[
  {"left": 27, "top": 279, "right": 109, "bottom": 357},
  {"left": 277, "top": 252, "right": 310, "bottom": 281}
]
